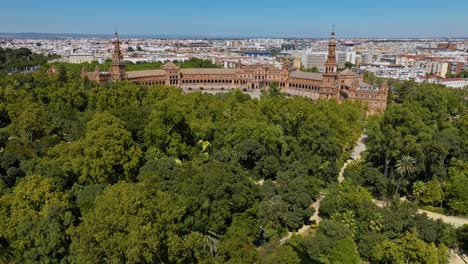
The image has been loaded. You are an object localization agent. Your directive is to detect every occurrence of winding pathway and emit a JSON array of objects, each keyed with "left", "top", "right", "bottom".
[
  {"left": 280, "top": 134, "right": 367, "bottom": 244},
  {"left": 373, "top": 199, "right": 468, "bottom": 228},
  {"left": 280, "top": 132, "right": 468, "bottom": 263}
]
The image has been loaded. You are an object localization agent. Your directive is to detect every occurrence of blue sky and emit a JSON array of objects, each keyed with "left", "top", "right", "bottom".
[{"left": 1, "top": 0, "right": 467, "bottom": 37}]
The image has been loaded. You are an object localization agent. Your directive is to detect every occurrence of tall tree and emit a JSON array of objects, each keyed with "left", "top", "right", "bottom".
[
  {"left": 45, "top": 112, "right": 142, "bottom": 184},
  {"left": 394, "top": 155, "right": 416, "bottom": 196},
  {"left": 373, "top": 229, "right": 448, "bottom": 264},
  {"left": 69, "top": 182, "right": 206, "bottom": 263},
  {"left": 0, "top": 175, "right": 74, "bottom": 263}
]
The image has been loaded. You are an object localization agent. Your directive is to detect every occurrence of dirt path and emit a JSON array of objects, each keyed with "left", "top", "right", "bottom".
[
  {"left": 297, "top": 195, "right": 324, "bottom": 235},
  {"left": 373, "top": 199, "right": 468, "bottom": 228},
  {"left": 418, "top": 210, "right": 468, "bottom": 228},
  {"left": 338, "top": 160, "right": 350, "bottom": 184},
  {"left": 280, "top": 195, "right": 324, "bottom": 244},
  {"left": 279, "top": 132, "right": 468, "bottom": 263},
  {"left": 280, "top": 134, "right": 366, "bottom": 243},
  {"left": 373, "top": 200, "right": 468, "bottom": 264},
  {"left": 448, "top": 251, "right": 468, "bottom": 264},
  {"left": 339, "top": 134, "right": 367, "bottom": 183}
]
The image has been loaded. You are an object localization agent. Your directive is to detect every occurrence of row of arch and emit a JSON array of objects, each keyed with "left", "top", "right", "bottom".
[
  {"left": 186, "top": 87, "right": 242, "bottom": 91},
  {"left": 288, "top": 83, "right": 320, "bottom": 91},
  {"left": 181, "top": 79, "right": 233, "bottom": 84},
  {"left": 133, "top": 80, "right": 321, "bottom": 92},
  {"left": 135, "top": 80, "right": 165, "bottom": 85}
]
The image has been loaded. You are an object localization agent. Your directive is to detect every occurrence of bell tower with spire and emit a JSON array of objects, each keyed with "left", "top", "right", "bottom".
[
  {"left": 320, "top": 28, "right": 339, "bottom": 99},
  {"left": 325, "top": 27, "right": 337, "bottom": 74},
  {"left": 110, "top": 32, "right": 126, "bottom": 81}
]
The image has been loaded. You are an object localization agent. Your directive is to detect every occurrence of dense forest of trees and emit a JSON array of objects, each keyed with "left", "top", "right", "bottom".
[
  {"left": 0, "top": 47, "right": 57, "bottom": 73},
  {"left": 0, "top": 60, "right": 363, "bottom": 263},
  {"left": 0, "top": 49, "right": 466, "bottom": 263},
  {"left": 350, "top": 80, "right": 467, "bottom": 214}
]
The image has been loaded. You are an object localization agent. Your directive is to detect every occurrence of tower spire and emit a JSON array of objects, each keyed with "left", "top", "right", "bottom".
[
  {"left": 319, "top": 27, "right": 339, "bottom": 100},
  {"left": 110, "top": 29, "right": 125, "bottom": 81},
  {"left": 324, "top": 28, "right": 337, "bottom": 75}
]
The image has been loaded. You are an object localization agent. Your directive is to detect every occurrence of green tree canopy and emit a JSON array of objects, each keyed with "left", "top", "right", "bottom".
[
  {"left": 0, "top": 175, "right": 74, "bottom": 263},
  {"left": 45, "top": 112, "right": 142, "bottom": 184},
  {"left": 69, "top": 182, "right": 206, "bottom": 263}
]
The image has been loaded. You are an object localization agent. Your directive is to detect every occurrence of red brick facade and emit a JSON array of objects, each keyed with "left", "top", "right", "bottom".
[{"left": 86, "top": 32, "right": 388, "bottom": 114}]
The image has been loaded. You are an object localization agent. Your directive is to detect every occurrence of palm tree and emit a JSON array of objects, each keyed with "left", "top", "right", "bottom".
[
  {"left": 204, "top": 231, "right": 219, "bottom": 257},
  {"left": 394, "top": 155, "right": 416, "bottom": 196}
]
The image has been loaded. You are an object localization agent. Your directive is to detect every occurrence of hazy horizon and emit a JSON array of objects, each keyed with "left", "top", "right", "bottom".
[
  {"left": 1, "top": 0, "right": 467, "bottom": 38},
  {"left": 0, "top": 32, "right": 467, "bottom": 40}
]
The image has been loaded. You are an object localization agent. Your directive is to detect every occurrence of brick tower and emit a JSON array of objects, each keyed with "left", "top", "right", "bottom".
[
  {"left": 320, "top": 30, "right": 339, "bottom": 99},
  {"left": 110, "top": 32, "right": 126, "bottom": 81}
]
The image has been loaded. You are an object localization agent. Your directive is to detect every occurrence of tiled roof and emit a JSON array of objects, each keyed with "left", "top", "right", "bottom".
[
  {"left": 180, "top": 68, "right": 236, "bottom": 75},
  {"left": 289, "top": 71, "right": 323, "bottom": 81},
  {"left": 440, "top": 78, "right": 466, "bottom": 82},
  {"left": 339, "top": 68, "right": 359, "bottom": 76},
  {"left": 126, "top": 70, "right": 166, "bottom": 78}
]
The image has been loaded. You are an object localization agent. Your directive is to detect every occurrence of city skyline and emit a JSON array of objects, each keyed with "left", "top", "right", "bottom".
[{"left": 1, "top": 0, "right": 467, "bottom": 38}]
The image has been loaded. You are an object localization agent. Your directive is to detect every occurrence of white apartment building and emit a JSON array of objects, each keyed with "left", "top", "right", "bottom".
[
  {"left": 424, "top": 61, "right": 449, "bottom": 77},
  {"left": 360, "top": 53, "right": 383, "bottom": 65},
  {"left": 438, "top": 78, "right": 468, "bottom": 88},
  {"left": 396, "top": 56, "right": 450, "bottom": 77},
  {"left": 346, "top": 51, "right": 357, "bottom": 65},
  {"left": 416, "top": 77, "right": 468, "bottom": 88},
  {"left": 151, "top": 55, "right": 189, "bottom": 63},
  {"left": 361, "top": 65, "right": 427, "bottom": 80},
  {"left": 301, "top": 51, "right": 347, "bottom": 70}
]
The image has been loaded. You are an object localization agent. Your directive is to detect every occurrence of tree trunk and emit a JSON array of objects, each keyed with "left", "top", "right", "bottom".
[
  {"left": 395, "top": 174, "right": 403, "bottom": 197},
  {"left": 384, "top": 154, "right": 390, "bottom": 177}
]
